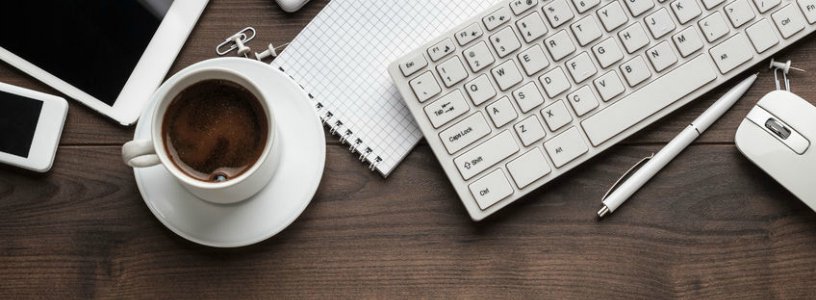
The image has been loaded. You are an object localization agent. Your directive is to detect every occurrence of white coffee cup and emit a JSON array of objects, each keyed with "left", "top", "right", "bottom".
[{"left": 122, "top": 66, "right": 281, "bottom": 204}]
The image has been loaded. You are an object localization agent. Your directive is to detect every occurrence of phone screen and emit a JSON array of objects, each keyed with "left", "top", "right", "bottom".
[{"left": 0, "top": 91, "right": 43, "bottom": 158}]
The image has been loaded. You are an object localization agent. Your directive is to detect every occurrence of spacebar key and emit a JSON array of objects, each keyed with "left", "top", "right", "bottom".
[{"left": 581, "top": 55, "right": 717, "bottom": 146}]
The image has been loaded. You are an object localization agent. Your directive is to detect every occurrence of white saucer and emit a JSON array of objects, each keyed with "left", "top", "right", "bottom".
[{"left": 133, "top": 58, "right": 325, "bottom": 248}]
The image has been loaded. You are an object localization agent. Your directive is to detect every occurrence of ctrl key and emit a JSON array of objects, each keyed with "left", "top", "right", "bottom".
[{"left": 469, "top": 169, "right": 514, "bottom": 210}]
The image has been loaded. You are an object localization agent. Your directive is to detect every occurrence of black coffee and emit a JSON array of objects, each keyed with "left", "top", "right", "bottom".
[{"left": 163, "top": 79, "right": 268, "bottom": 182}]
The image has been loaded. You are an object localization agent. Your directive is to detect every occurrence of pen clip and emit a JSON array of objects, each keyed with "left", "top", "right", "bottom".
[{"left": 601, "top": 153, "right": 655, "bottom": 201}]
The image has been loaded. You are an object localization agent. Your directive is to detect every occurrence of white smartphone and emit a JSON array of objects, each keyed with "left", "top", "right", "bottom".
[
  {"left": 0, "top": 0, "right": 209, "bottom": 126},
  {"left": 0, "top": 82, "right": 68, "bottom": 172}
]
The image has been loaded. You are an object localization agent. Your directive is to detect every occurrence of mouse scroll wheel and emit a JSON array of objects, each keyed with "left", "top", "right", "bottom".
[{"left": 765, "top": 118, "right": 792, "bottom": 140}]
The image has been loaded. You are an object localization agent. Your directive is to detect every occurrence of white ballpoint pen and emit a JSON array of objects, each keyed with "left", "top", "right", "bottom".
[{"left": 597, "top": 73, "right": 758, "bottom": 218}]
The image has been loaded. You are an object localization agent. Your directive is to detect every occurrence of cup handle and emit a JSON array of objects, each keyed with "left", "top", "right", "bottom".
[{"left": 122, "top": 139, "right": 161, "bottom": 168}]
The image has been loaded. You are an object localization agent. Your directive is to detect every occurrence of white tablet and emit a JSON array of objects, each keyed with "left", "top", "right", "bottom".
[
  {"left": 0, "top": 82, "right": 68, "bottom": 173},
  {"left": 0, "top": 0, "right": 209, "bottom": 126}
]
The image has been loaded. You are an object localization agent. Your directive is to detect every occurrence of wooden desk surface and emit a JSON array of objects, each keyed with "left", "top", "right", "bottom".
[{"left": 2, "top": 0, "right": 816, "bottom": 297}]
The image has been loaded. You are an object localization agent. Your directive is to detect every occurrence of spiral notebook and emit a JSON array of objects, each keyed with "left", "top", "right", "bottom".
[{"left": 270, "top": 0, "right": 498, "bottom": 177}]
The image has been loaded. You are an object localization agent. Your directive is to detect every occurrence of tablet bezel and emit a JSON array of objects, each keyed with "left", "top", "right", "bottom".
[{"left": 0, "top": 0, "right": 209, "bottom": 126}]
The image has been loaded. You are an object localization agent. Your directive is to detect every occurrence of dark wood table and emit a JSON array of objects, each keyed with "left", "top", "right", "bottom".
[{"left": 2, "top": 0, "right": 816, "bottom": 297}]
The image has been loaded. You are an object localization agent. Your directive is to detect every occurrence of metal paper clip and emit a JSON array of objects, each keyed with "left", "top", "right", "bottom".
[
  {"left": 769, "top": 58, "right": 806, "bottom": 92},
  {"left": 216, "top": 27, "right": 257, "bottom": 56},
  {"left": 601, "top": 153, "right": 655, "bottom": 202}
]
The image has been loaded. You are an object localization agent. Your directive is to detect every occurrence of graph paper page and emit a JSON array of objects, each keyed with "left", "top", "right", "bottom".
[{"left": 271, "top": 0, "right": 499, "bottom": 176}]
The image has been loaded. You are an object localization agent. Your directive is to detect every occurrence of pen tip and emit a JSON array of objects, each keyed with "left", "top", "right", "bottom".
[{"left": 597, "top": 206, "right": 610, "bottom": 218}]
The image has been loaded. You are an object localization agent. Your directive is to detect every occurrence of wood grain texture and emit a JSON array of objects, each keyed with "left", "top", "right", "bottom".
[{"left": 1, "top": 0, "right": 816, "bottom": 298}]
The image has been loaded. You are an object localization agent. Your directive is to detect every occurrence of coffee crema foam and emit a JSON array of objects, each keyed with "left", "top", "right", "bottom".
[{"left": 162, "top": 79, "right": 268, "bottom": 182}]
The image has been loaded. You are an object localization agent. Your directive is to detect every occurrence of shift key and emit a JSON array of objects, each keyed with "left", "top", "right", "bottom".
[
  {"left": 439, "top": 112, "right": 492, "bottom": 154},
  {"left": 454, "top": 130, "right": 520, "bottom": 180}
]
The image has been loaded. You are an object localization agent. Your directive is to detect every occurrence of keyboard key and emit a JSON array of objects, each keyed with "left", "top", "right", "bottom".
[
  {"left": 798, "top": 0, "right": 816, "bottom": 24},
  {"left": 456, "top": 23, "right": 484, "bottom": 45},
  {"left": 670, "top": 0, "right": 702, "bottom": 24},
  {"left": 436, "top": 56, "right": 468, "bottom": 87},
  {"left": 646, "top": 41, "right": 678, "bottom": 72},
  {"left": 565, "top": 52, "right": 597, "bottom": 83},
  {"left": 572, "top": 0, "right": 601, "bottom": 13},
  {"left": 594, "top": 71, "right": 626, "bottom": 101},
  {"left": 514, "top": 116, "right": 547, "bottom": 146},
  {"left": 571, "top": 15, "right": 604, "bottom": 46},
  {"left": 753, "top": 0, "right": 781, "bottom": 13},
  {"left": 746, "top": 19, "right": 779, "bottom": 53},
  {"left": 465, "top": 75, "right": 497, "bottom": 105},
  {"left": 699, "top": 12, "right": 730, "bottom": 42},
  {"left": 619, "top": 23, "right": 650, "bottom": 53},
  {"left": 410, "top": 71, "right": 442, "bottom": 102},
  {"left": 399, "top": 53, "right": 427, "bottom": 76},
  {"left": 725, "top": 0, "right": 756, "bottom": 27},
  {"left": 541, "top": 100, "right": 573, "bottom": 131},
  {"left": 424, "top": 90, "right": 470, "bottom": 128},
  {"left": 428, "top": 38, "right": 455, "bottom": 62},
  {"left": 702, "top": 0, "right": 727, "bottom": 9},
  {"left": 455, "top": 130, "right": 519, "bottom": 180},
  {"left": 567, "top": 85, "right": 600, "bottom": 116},
  {"left": 544, "top": 127, "right": 589, "bottom": 168},
  {"left": 645, "top": 8, "right": 676, "bottom": 38},
  {"left": 620, "top": 56, "right": 651, "bottom": 86},
  {"left": 581, "top": 55, "right": 717, "bottom": 146},
  {"left": 592, "top": 38, "right": 624, "bottom": 68},
  {"left": 484, "top": 7, "right": 513, "bottom": 30},
  {"left": 507, "top": 148, "right": 552, "bottom": 188},
  {"left": 512, "top": 82, "right": 546, "bottom": 113},
  {"left": 517, "top": 12, "right": 549, "bottom": 43},
  {"left": 486, "top": 97, "right": 518, "bottom": 127},
  {"left": 545, "top": 30, "right": 577, "bottom": 61},
  {"left": 709, "top": 33, "right": 754, "bottom": 73},
  {"left": 440, "top": 112, "right": 492, "bottom": 154},
  {"left": 492, "top": 60, "right": 524, "bottom": 91},
  {"left": 539, "top": 67, "right": 572, "bottom": 97},
  {"left": 672, "top": 26, "right": 704, "bottom": 57},
  {"left": 463, "top": 41, "right": 496, "bottom": 73},
  {"left": 598, "top": 1, "right": 629, "bottom": 31},
  {"left": 510, "top": 0, "right": 539, "bottom": 15},
  {"left": 625, "top": 0, "right": 655, "bottom": 17},
  {"left": 518, "top": 45, "right": 551, "bottom": 75},
  {"left": 491, "top": 27, "right": 522, "bottom": 58},
  {"left": 543, "top": 0, "right": 575, "bottom": 28},
  {"left": 773, "top": 5, "right": 807, "bottom": 38},
  {"left": 469, "top": 169, "right": 514, "bottom": 210}
]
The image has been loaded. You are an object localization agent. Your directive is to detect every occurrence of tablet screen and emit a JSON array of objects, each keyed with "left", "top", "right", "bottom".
[
  {"left": 0, "top": 0, "right": 174, "bottom": 106},
  {"left": 0, "top": 91, "right": 43, "bottom": 158}
]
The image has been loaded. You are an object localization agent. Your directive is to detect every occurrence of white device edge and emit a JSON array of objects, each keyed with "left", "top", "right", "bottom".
[
  {"left": 0, "top": 81, "right": 68, "bottom": 172},
  {"left": 0, "top": 0, "right": 209, "bottom": 126}
]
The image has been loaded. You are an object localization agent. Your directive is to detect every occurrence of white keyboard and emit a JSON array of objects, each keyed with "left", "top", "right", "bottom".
[{"left": 387, "top": 0, "right": 816, "bottom": 221}]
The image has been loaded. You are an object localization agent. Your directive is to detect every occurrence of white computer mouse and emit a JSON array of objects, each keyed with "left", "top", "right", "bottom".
[
  {"left": 275, "top": 0, "right": 310, "bottom": 12},
  {"left": 735, "top": 90, "right": 816, "bottom": 210}
]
